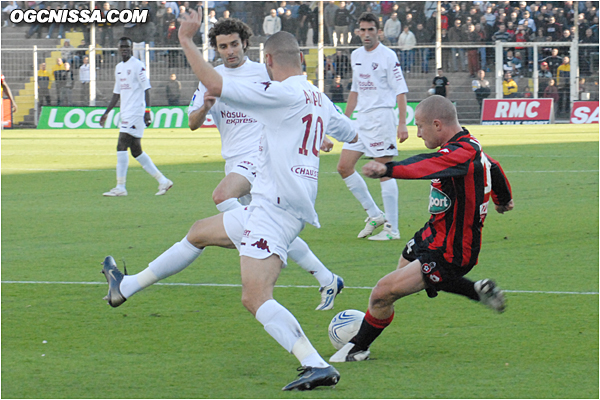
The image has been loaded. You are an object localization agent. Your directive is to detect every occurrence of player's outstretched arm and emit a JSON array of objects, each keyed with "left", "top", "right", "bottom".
[{"left": 178, "top": 9, "right": 222, "bottom": 97}]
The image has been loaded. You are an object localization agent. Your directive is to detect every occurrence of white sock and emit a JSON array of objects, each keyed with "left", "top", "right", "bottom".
[
  {"left": 120, "top": 237, "right": 203, "bottom": 298},
  {"left": 343, "top": 171, "right": 381, "bottom": 218},
  {"left": 116, "top": 151, "right": 129, "bottom": 189},
  {"left": 135, "top": 152, "right": 168, "bottom": 184},
  {"left": 216, "top": 198, "right": 242, "bottom": 213},
  {"left": 380, "top": 179, "right": 399, "bottom": 234},
  {"left": 288, "top": 237, "right": 334, "bottom": 287},
  {"left": 255, "top": 299, "right": 328, "bottom": 368}
]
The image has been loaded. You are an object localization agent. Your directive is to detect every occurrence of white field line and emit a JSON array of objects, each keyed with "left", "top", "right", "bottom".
[
  {"left": 2, "top": 168, "right": 599, "bottom": 174},
  {"left": 1, "top": 280, "right": 597, "bottom": 295}
]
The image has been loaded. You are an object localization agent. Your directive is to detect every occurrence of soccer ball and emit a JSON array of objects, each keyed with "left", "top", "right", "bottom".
[
  {"left": 328, "top": 309, "right": 365, "bottom": 350},
  {"left": 427, "top": 88, "right": 436, "bottom": 95}
]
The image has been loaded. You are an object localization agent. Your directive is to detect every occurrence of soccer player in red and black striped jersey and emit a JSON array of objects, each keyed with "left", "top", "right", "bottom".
[{"left": 331, "top": 95, "right": 514, "bottom": 363}]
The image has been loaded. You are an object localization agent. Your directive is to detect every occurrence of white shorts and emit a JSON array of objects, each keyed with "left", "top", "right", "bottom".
[
  {"left": 224, "top": 154, "right": 258, "bottom": 186},
  {"left": 342, "top": 108, "right": 398, "bottom": 158},
  {"left": 222, "top": 199, "right": 304, "bottom": 266},
  {"left": 119, "top": 115, "right": 145, "bottom": 138}
]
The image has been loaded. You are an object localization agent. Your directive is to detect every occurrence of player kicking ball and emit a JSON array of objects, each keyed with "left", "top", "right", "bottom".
[
  {"left": 330, "top": 96, "right": 514, "bottom": 362},
  {"left": 102, "top": 10, "right": 358, "bottom": 391}
]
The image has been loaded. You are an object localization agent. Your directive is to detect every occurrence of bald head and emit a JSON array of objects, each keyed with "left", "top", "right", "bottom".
[
  {"left": 264, "top": 31, "right": 302, "bottom": 69},
  {"left": 416, "top": 95, "right": 459, "bottom": 126},
  {"left": 414, "top": 96, "right": 462, "bottom": 149}
]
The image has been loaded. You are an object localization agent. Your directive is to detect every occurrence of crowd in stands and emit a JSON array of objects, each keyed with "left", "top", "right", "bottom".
[{"left": 2, "top": 1, "right": 598, "bottom": 106}]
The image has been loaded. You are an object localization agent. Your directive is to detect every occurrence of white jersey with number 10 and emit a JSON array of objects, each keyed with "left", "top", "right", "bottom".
[{"left": 220, "top": 75, "right": 356, "bottom": 227}]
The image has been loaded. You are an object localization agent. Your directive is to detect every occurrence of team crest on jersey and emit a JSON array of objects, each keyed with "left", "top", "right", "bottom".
[
  {"left": 372, "top": 62, "right": 379, "bottom": 70},
  {"left": 429, "top": 187, "right": 451, "bottom": 214}
]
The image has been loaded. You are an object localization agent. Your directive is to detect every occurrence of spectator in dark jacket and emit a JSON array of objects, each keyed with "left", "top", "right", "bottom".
[
  {"left": 414, "top": 23, "right": 432, "bottom": 73},
  {"left": 329, "top": 75, "right": 345, "bottom": 102},
  {"left": 448, "top": 19, "right": 465, "bottom": 72}
]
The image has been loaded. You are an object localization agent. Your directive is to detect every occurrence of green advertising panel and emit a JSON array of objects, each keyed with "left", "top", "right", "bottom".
[
  {"left": 38, "top": 103, "right": 419, "bottom": 129},
  {"left": 37, "top": 106, "right": 191, "bottom": 129}
]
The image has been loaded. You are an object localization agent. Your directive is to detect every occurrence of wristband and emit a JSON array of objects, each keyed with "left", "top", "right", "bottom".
[{"left": 145, "top": 108, "right": 151, "bottom": 113}]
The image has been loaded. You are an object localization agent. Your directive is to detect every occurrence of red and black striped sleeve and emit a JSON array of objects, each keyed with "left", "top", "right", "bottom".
[
  {"left": 383, "top": 144, "right": 476, "bottom": 180},
  {"left": 486, "top": 154, "right": 513, "bottom": 206}
]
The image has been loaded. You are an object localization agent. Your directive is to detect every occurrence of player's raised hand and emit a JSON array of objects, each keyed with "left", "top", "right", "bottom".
[
  {"left": 178, "top": 8, "right": 202, "bottom": 42},
  {"left": 362, "top": 161, "right": 387, "bottom": 179}
]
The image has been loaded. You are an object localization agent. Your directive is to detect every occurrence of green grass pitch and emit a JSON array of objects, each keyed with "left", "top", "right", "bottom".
[{"left": 2, "top": 124, "right": 598, "bottom": 398}]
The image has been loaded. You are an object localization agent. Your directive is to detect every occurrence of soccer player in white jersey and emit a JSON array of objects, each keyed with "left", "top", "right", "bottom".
[
  {"left": 188, "top": 18, "right": 343, "bottom": 311},
  {"left": 101, "top": 10, "right": 358, "bottom": 391},
  {"left": 99, "top": 37, "right": 173, "bottom": 197},
  {"left": 337, "top": 12, "right": 409, "bottom": 241}
]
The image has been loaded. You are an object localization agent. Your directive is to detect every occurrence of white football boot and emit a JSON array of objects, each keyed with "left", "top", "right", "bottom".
[
  {"left": 368, "top": 222, "right": 400, "bottom": 241},
  {"left": 156, "top": 179, "right": 173, "bottom": 196},
  {"left": 357, "top": 212, "right": 386, "bottom": 238},
  {"left": 103, "top": 187, "right": 128, "bottom": 197},
  {"left": 329, "top": 342, "right": 370, "bottom": 363}
]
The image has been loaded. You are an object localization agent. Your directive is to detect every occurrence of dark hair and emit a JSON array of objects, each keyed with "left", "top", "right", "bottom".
[
  {"left": 209, "top": 18, "right": 253, "bottom": 51},
  {"left": 118, "top": 37, "right": 133, "bottom": 46},
  {"left": 357, "top": 12, "right": 380, "bottom": 31}
]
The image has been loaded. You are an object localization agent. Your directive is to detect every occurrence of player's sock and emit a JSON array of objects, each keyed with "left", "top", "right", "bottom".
[
  {"left": 343, "top": 171, "right": 381, "bottom": 218},
  {"left": 216, "top": 198, "right": 242, "bottom": 213},
  {"left": 120, "top": 237, "right": 203, "bottom": 298},
  {"left": 116, "top": 151, "right": 129, "bottom": 190},
  {"left": 135, "top": 152, "right": 168, "bottom": 184},
  {"left": 256, "top": 299, "right": 328, "bottom": 368},
  {"left": 288, "top": 237, "right": 334, "bottom": 287},
  {"left": 439, "top": 277, "right": 479, "bottom": 300},
  {"left": 350, "top": 309, "right": 394, "bottom": 351},
  {"left": 380, "top": 179, "right": 399, "bottom": 234}
]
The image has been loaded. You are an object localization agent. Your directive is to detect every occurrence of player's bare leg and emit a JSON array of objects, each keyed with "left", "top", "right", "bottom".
[
  {"left": 337, "top": 149, "right": 385, "bottom": 237},
  {"left": 242, "top": 254, "right": 339, "bottom": 390},
  {"left": 102, "top": 214, "right": 234, "bottom": 306},
  {"left": 330, "top": 261, "right": 425, "bottom": 362},
  {"left": 213, "top": 172, "right": 252, "bottom": 213}
]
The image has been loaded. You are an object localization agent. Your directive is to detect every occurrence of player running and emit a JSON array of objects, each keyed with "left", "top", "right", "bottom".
[
  {"left": 102, "top": 10, "right": 358, "bottom": 391},
  {"left": 100, "top": 37, "right": 173, "bottom": 197},
  {"left": 188, "top": 18, "right": 343, "bottom": 311},
  {"left": 330, "top": 95, "right": 514, "bottom": 362},
  {"left": 337, "top": 12, "right": 409, "bottom": 241}
]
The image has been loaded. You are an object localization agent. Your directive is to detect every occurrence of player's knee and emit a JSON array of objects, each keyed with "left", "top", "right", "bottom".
[
  {"left": 240, "top": 290, "right": 264, "bottom": 315},
  {"left": 186, "top": 220, "right": 211, "bottom": 248},
  {"left": 336, "top": 162, "right": 353, "bottom": 178}
]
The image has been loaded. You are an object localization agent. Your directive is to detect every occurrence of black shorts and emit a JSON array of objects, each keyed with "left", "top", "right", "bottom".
[{"left": 402, "top": 236, "right": 474, "bottom": 298}]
